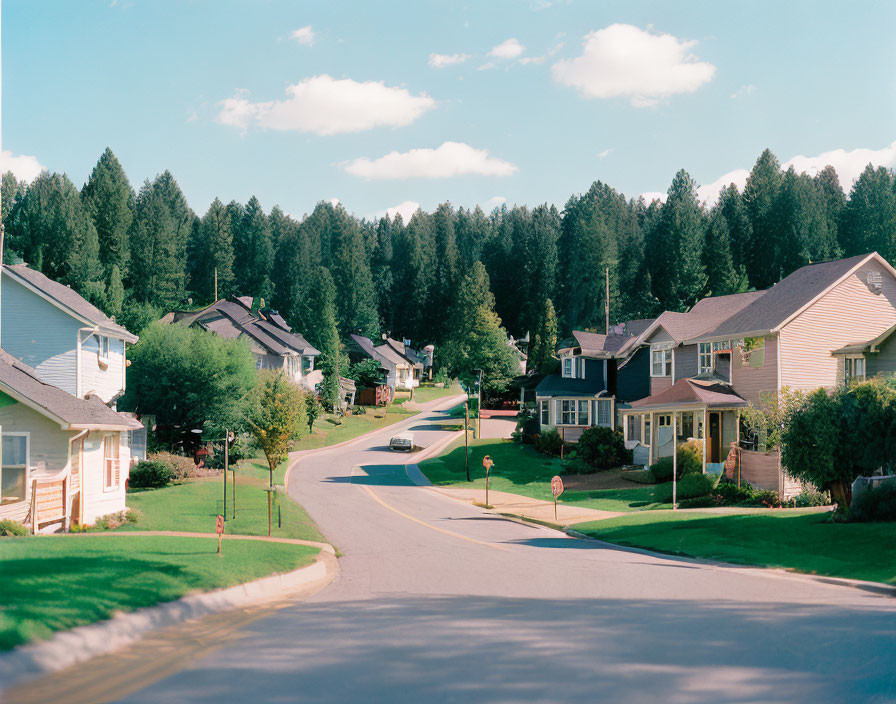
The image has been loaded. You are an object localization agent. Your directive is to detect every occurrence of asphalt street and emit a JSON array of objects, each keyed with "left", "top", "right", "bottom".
[{"left": 31, "top": 397, "right": 896, "bottom": 703}]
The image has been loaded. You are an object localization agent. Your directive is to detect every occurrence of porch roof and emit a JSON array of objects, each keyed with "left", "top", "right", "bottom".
[
  {"left": 626, "top": 377, "right": 747, "bottom": 412},
  {"left": 535, "top": 373, "right": 607, "bottom": 397}
]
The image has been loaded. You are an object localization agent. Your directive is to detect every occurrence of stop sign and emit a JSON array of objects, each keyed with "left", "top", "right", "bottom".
[{"left": 551, "top": 475, "right": 564, "bottom": 498}]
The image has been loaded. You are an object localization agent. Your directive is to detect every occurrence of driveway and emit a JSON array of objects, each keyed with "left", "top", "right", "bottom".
[{"left": 15, "top": 396, "right": 896, "bottom": 703}]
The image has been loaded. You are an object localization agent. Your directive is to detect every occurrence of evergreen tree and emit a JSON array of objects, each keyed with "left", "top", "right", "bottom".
[
  {"left": 372, "top": 216, "right": 395, "bottom": 333},
  {"left": 430, "top": 202, "right": 460, "bottom": 338},
  {"left": 105, "top": 264, "right": 126, "bottom": 318},
  {"left": 717, "top": 184, "right": 752, "bottom": 274},
  {"left": 5, "top": 172, "right": 102, "bottom": 292},
  {"left": 703, "top": 207, "right": 746, "bottom": 296},
  {"left": 191, "top": 198, "right": 235, "bottom": 302},
  {"left": 743, "top": 149, "right": 783, "bottom": 288},
  {"left": 328, "top": 205, "right": 379, "bottom": 337},
  {"left": 391, "top": 211, "right": 433, "bottom": 342},
  {"left": 272, "top": 217, "right": 315, "bottom": 332},
  {"left": 235, "top": 196, "right": 273, "bottom": 300},
  {"left": 616, "top": 198, "right": 657, "bottom": 321},
  {"left": 528, "top": 297, "right": 557, "bottom": 374},
  {"left": 840, "top": 164, "right": 896, "bottom": 260},
  {"left": 520, "top": 204, "right": 559, "bottom": 338},
  {"left": 306, "top": 267, "right": 341, "bottom": 409},
  {"left": 815, "top": 165, "right": 846, "bottom": 257},
  {"left": 81, "top": 148, "right": 134, "bottom": 277},
  {"left": 455, "top": 206, "right": 489, "bottom": 269},
  {"left": 129, "top": 171, "right": 193, "bottom": 307}
]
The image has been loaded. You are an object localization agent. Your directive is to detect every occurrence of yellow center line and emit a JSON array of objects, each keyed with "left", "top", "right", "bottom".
[{"left": 358, "top": 482, "right": 509, "bottom": 552}]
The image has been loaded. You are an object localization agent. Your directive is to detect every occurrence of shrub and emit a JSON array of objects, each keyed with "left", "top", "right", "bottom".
[
  {"left": 653, "top": 472, "right": 715, "bottom": 503},
  {"left": 678, "top": 495, "right": 723, "bottom": 509},
  {"left": 93, "top": 510, "right": 139, "bottom": 530},
  {"left": 0, "top": 519, "right": 27, "bottom": 537},
  {"left": 648, "top": 445, "right": 703, "bottom": 482},
  {"left": 788, "top": 488, "right": 831, "bottom": 508},
  {"left": 129, "top": 460, "right": 175, "bottom": 488},
  {"left": 534, "top": 429, "right": 564, "bottom": 457},
  {"left": 576, "top": 427, "right": 627, "bottom": 471},
  {"left": 754, "top": 489, "right": 782, "bottom": 508},
  {"left": 148, "top": 451, "right": 198, "bottom": 480},
  {"left": 713, "top": 481, "right": 757, "bottom": 505},
  {"left": 621, "top": 469, "right": 655, "bottom": 484},
  {"left": 849, "top": 481, "right": 896, "bottom": 522}
]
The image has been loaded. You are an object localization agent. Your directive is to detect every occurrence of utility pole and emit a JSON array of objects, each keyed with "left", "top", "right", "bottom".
[
  {"left": 605, "top": 267, "right": 610, "bottom": 335},
  {"left": 223, "top": 430, "right": 227, "bottom": 522},
  {"left": 477, "top": 368, "right": 483, "bottom": 440},
  {"left": 464, "top": 395, "right": 470, "bottom": 482},
  {"left": 214, "top": 267, "right": 218, "bottom": 302}
]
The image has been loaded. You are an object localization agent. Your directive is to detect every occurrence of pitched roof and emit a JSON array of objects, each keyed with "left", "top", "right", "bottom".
[
  {"left": 644, "top": 291, "right": 766, "bottom": 345},
  {"left": 0, "top": 350, "right": 142, "bottom": 430},
  {"left": 255, "top": 320, "right": 320, "bottom": 356},
  {"left": 627, "top": 377, "right": 747, "bottom": 410},
  {"left": 3, "top": 265, "right": 138, "bottom": 343},
  {"left": 349, "top": 334, "right": 396, "bottom": 370},
  {"left": 691, "top": 253, "right": 881, "bottom": 342},
  {"left": 535, "top": 373, "right": 607, "bottom": 397}
]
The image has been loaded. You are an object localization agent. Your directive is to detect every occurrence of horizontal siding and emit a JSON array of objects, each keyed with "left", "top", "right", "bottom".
[
  {"left": 740, "top": 450, "right": 780, "bottom": 492},
  {"left": 780, "top": 261, "right": 896, "bottom": 392},
  {"left": 867, "top": 333, "right": 896, "bottom": 378},
  {"left": 1, "top": 276, "right": 79, "bottom": 396},
  {"left": 675, "top": 344, "right": 698, "bottom": 380},
  {"left": 81, "top": 431, "right": 130, "bottom": 524},
  {"left": 80, "top": 336, "right": 127, "bottom": 403},
  {"left": 616, "top": 347, "right": 651, "bottom": 403},
  {"left": 730, "top": 335, "right": 778, "bottom": 405}
]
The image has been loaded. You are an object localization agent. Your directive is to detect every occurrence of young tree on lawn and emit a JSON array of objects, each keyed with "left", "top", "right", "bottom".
[
  {"left": 247, "top": 370, "right": 306, "bottom": 488},
  {"left": 306, "top": 267, "right": 342, "bottom": 410},
  {"left": 305, "top": 392, "right": 323, "bottom": 434}
]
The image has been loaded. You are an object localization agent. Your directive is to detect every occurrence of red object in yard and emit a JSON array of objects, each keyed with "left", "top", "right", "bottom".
[
  {"left": 551, "top": 476, "right": 564, "bottom": 498},
  {"left": 358, "top": 385, "right": 392, "bottom": 406}
]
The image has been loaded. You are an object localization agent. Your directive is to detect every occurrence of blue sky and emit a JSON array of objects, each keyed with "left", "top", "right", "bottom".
[{"left": 2, "top": 0, "right": 895, "bottom": 221}]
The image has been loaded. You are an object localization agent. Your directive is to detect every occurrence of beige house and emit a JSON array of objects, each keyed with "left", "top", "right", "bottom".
[
  {"left": 622, "top": 252, "right": 896, "bottom": 497},
  {"left": 0, "top": 350, "right": 142, "bottom": 531}
]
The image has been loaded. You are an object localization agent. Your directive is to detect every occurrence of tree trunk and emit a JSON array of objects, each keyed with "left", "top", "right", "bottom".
[{"left": 829, "top": 479, "right": 852, "bottom": 508}]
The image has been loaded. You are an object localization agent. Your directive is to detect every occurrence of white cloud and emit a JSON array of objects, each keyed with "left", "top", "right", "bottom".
[
  {"left": 290, "top": 26, "right": 315, "bottom": 46},
  {"left": 519, "top": 42, "right": 564, "bottom": 65},
  {"left": 342, "top": 141, "right": 518, "bottom": 180},
  {"left": 552, "top": 24, "right": 716, "bottom": 107},
  {"left": 215, "top": 75, "right": 435, "bottom": 136},
  {"left": 641, "top": 140, "right": 896, "bottom": 207},
  {"left": 730, "top": 84, "right": 755, "bottom": 100},
  {"left": 489, "top": 38, "right": 525, "bottom": 60},
  {"left": 0, "top": 150, "right": 45, "bottom": 183},
  {"left": 429, "top": 52, "right": 470, "bottom": 68},
  {"left": 596, "top": 148, "right": 613, "bottom": 159},
  {"left": 640, "top": 191, "right": 666, "bottom": 204},
  {"left": 385, "top": 201, "right": 421, "bottom": 221},
  {"left": 476, "top": 62, "right": 496, "bottom": 72},
  {"left": 485, "top": 196, "right": 507, "bottom": 210},
  {"left": 328, "top": 197, "right": 340, "bottom": 207}
]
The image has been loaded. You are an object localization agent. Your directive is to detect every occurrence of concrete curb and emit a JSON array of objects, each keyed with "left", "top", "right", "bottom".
[
  {"left": 0, "top": 550, "right": 338, "bottom": 691},
  {"left": 31, "top": 530, "right": 336, "bottom": 553},
  {"left": 563, "top": 528, "right": 896, "bottom": 597}
]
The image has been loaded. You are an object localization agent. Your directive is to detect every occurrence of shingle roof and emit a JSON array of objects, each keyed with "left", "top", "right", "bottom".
[
  {"left": 628, "top": 377, "right": 747, "bottom": 410},
  {"left": 692, "top": 254, "right": 876, "bottom": 342},
  {"left": 349, "top": 334, "right": 396, "bottom": 370},
  {"left": 535, "top": 373, "right": 607, "bottom": 397},
  {"left": 255, "top": 320, "right": 320, "bottom": 356},
  {"left": 0, "top": 350, "right": 142, "bottom": 430},
  {"left": 384, "top": 337, "right": 424, "bottom": 368},
  {"left": 648, "top": 291, "right": 767, "bottom": 344},
  {"left": 4, "top": 265, "right": 138, "bottom": 343}
]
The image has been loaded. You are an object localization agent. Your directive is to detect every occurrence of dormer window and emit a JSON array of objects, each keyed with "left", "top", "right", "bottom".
[
  {"left": 562, "top": 356, "right": 574, "bottom": 378},
  {"left": 650, "top": 343, "right": 673, "bottom": 377}
]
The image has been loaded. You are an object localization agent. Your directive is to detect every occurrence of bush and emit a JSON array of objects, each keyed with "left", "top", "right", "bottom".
[
  {"left": 622, "top": 469, "right": 655, "bottom": 484},
  {"left": 653, "top": 472, "right": 715, "bottom": 503},
  {"left": 754, "top": 489, "right": 782, "bottom": 508},
  {"left": 849, "top": 481, "right": 896, "bottom": 522},
  {"left": 93, "top": 510, "right": 139, "bottom": 530},
  {"left": 678, "top": 495, "right": 723, "bottom": 509},
  {"left": 148, "top": 451, "right": 198, "bottom": 480},
  {"left": 713, "top": 480, "right": 757, "bottom": 505},
  {"left": 788, "top": 488, "right": 831, "bottom": 508},
  {"left": 534, "top": 429, "right": 564, "bottom": 457},
  {"left": 648, "top": 444, "right": 703, "bottom": 482},
  {"left": 0, "top": 519, "right": 27, "bottom": 537},
  {"left": 576, "top": 427, "right": 628, "bottom": 471},
  {"left": 129, "top": 460, "right": 175, "bottom": 488}
]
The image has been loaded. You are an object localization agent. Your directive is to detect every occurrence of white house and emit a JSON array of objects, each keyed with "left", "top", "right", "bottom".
[{"left": 0, "top": 264, "right": 138, "bottom": 406}]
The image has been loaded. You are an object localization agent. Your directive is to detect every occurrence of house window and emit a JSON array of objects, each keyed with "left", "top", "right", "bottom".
[
  {"left": 651, "top": 346, "right": 672, "bottom": 377},
  {"left": 104, "top": 434, "right": 121, "bottom": 491},
  {"left": 99, "top": 335, "right": 111, "bottom": 358},
  {"left": 256, "top": 357, "right": 264, "bottom": 370},
  {"left": 303, "top": 357, "right": 314, "bottom": 374},
  {"left": 627, "top": 415, "right": 642, "bottom": 442},
  {"left": 644, "top": 416, "right": 652, "bottom": 445},
  {"left": 713, "top": 340, "right": 733, "bottom": 353},
  {"left": 596, "top": 399, "right": 611, "bottom": 427},
  {"left": 540, "top": 401, "right": 550, "bottom": 425},
  {"left": 845, "top": 356, "right": 866, "bottom": 384},
  {"left": 577, "top": 400, "right": 589, "bottom": 425},
  {"left": 698, "top": 343, "right": 713, "bottom": 374},
  {"left": 678, "top": 412, "right": 694, "bottom": 439},
  {"left": 656, "top": 414, "right": 672, "bottom": 427},
  {"left": 559, "top": 400, "right": 576, "bottom": 425},
  {"left": 1, "top": 434, "right": 28, "bottom": 505},
  {"left": 562, "top": 357, "right": 574, "bottom": 378},
  {"left": 740, "top": 337, "right": 765, "bottom": 368}
]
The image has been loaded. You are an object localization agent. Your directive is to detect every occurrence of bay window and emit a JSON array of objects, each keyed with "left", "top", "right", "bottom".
[
  {"left": 559, "top": 400, "right": 576, "bottom": 425},
  {"left": 577, "top": 400, "right": 589, "bottom": 425}
]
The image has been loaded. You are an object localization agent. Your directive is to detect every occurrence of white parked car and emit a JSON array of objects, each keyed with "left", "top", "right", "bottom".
[{"left": 389, "top": 432, "right": 415, "bottom": 451}]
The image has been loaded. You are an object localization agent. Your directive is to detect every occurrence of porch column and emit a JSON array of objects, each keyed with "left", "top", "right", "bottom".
[
  {"left": 648, "top": 412, "right": 654, "bottom": 466},
  {"left": 622, "top": 413, "right": 628, "bottom": 443},
  {"left": 702, "top": 408, "right": 707, "bottom": 474},
  {"left": 672, "top": 410, "right": 678, "bottom": 510}
]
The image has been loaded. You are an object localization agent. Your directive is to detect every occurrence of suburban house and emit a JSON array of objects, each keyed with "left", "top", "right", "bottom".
[
  {"left": 0, "top": 349, "right": 143, "bottom": 531},
  {"left": 347, "top": 334, "right": 422, "bottom": 395},
  {"left": 621, "top": 252, "right": 896, "bottom": 497},
  {"left": 171, "top": 297, "right": 322, "bottom": 391},
  {"left": 1, "top": 264, "right": 139, "bottom": 406},
  {"left": 534, "top": 326, "right": 647, "bottom": 442}
]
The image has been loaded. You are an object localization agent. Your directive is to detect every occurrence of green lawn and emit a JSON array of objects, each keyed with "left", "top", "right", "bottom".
[
  {"left": 123, "top": 476, "right": 325, "bottom": 542},
  {"left": 573, "top": 511, "right": 896, "bottom": 585},
  {"left": 289, "top": 407, "right": 415, "bottom": 454},
  {"left": 0, "top": 535, "right": 318, "bottom": 650},
  {"left": 409, "top": 382, "right": 463, "bottom": 404},
  {"left": 418, "top": 438, "right": 663, "bottom": 512}
]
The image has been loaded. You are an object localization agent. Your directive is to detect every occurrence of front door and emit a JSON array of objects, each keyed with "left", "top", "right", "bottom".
[{"left": 708, "top": 412, "right": 722, "bottom": 463}]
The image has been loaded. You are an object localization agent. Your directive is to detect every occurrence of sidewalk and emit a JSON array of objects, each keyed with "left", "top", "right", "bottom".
[{"left": 425, "top": 485, "right": 624, "bottom": 527}]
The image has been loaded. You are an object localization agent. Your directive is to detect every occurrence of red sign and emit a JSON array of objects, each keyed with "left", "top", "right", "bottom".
[
  {"left": 551, "top": 476, "right": 564, "bottom": 498},
  {"left": 482, "top": 455, "right": 494, "bottom": 472},
  {"left": 215, "top": 514, "right": 225, "bottom": 535}
]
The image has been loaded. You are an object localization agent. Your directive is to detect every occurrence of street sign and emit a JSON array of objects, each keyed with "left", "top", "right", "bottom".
[
  {"left": 482, "top": 455, "right": 494, "bottom": 471},
  {"left": 216, "top": 514, "right": 224, "bottom": 554},
  {"left": 551, "top": 476, "right": 564, "bottom": 498}
]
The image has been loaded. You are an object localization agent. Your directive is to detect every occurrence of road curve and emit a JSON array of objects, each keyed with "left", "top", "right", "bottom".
[{"left": 37, "top": 397, "right": 896, "bottom": 703}]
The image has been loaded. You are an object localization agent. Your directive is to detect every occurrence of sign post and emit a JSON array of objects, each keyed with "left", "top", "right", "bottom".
[
  {"left": 551, "top": 475, "right": 564, "bottom": 521},
  {"left": 482, "top": 455, "right": 494, "bottom": 508},
  {"left": 215, "top": 514, "right": 224, "bottom": 554}
]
